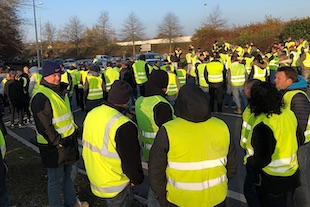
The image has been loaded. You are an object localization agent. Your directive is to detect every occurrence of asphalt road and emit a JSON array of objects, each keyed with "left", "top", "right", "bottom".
[{"left": 4, "top": 93, "right": 248, "bottom": 207}]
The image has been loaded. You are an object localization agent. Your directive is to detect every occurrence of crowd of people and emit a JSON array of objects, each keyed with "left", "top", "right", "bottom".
[{"left": 0, "top": 36, "right": 309, "bottom": 207}]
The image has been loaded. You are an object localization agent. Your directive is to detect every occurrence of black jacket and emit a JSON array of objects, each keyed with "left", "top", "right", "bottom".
[
  {"left": 5, "top": 79, "right": 25, "bottom": 106},
  {"left": 31, "top": 79, "right": 79, "bottom": 168}
]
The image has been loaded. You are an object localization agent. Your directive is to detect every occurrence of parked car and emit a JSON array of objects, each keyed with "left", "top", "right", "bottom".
[
  {"left": 63, "top": 58, "right": 76, "bottom": 69},
  {"left": 135, "top": 52, "right": 163, "bottom": 66}
]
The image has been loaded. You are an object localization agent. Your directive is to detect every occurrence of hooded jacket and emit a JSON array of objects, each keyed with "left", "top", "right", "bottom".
[{"left": 149, "top": 84, "right": 237, "bottom": 206}]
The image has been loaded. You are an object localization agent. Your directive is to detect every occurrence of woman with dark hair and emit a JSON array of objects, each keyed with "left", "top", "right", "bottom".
[{"left": 244, "top": 81, "right": 300, "bottom": 207}]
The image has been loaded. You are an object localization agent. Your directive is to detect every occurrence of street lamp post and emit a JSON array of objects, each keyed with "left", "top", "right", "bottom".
[
  {"left": 39, "top": 2, "right": 43, "bottom": 61},
  {"left": 32, "top": 0, "right": 40, "bottom": 68}
]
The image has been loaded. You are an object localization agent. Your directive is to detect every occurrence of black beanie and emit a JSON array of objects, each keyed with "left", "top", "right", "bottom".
[
  {"left": 108, "top": 80, "right": 132, "bottom": 104},
  {"left": 149, "top": 70, "right": 168, "bottom": 89}
]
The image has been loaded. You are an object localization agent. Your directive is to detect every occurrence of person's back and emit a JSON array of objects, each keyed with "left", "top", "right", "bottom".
[
  {"left": 149, "top": 84, "right": 237, "bottom": 207},
  {"left": 135, "top": 70, "right": 173, "bottom": 161}
]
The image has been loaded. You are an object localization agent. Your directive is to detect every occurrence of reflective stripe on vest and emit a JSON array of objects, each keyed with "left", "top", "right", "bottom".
[
  {"left": 168, "top": 157, "right": 227, "bottom": 170},
  {"left": 168, "top": 174, "right": 227, "bottom": 191}
]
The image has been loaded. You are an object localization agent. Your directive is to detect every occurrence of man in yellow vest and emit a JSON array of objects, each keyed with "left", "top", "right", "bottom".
[
  {"left": 0, "top": 130, "right": 9, "bottom": 206},
  {"left": 274, "top": 66, "right": 310, "bottom": 207},
  {"left": 227, "top": 54, "right": 248, "bottom": 114},
  {"left": 149, "top": 84, "right": 237, "bottom": 207},
  {"left": 245, "top": 81, "right": 300, "bottom": 206},
  {"left": 132, "top": 54, "right": 152, "bottom": 97},
  {"left": 205, "top": 52, "right": 225, "bottom": 112},
  {"left": 103, "top": 62, "right": 120, "bottom": 92},
  {"left": 83, "top": 80, "right": 143, "bottom": 206},
  {"left": 83, "top": 65, "right": 105, "bottom": 113},
  {"left": 31, "top": 61, "right": 88, "bottom": 207}
]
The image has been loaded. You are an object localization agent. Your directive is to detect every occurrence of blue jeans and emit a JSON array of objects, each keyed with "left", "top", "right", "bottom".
[
  {"left": 0, "top": 179, "right": 9, "bottom": 207},
  {"left": 47, "top": 163, "right": 78, "bottom": 207},
  {"left": 232, "top": 86, "right": 247, "bottom": 110},
  {"left": 294, "top": 143, "right": 310, "bottom": 207},
  {"left": 105, "top": 184, "right": 133, "bottom": 207}
]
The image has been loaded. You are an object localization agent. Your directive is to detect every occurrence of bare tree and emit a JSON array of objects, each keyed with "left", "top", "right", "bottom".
[
  {"left": 157, "top": 12, "right": 183, "bottom": 52},
  {"left": 206, "top": 5, "right": 227, "bottom": 29},
  {"left": 0, "top": 0, "right": 23, "bottom": 59},
  {"left": 120, "top": 12, "right": 146, "bottom": 55},
  {"left": 95, "top": 11, "right": 116, "bottom": 54},
  {"left": 62, "top": 16, "right": 85, "bottom": 57},
  {"left": 43, "top": 21, "right": 57, "bottom": 45}
]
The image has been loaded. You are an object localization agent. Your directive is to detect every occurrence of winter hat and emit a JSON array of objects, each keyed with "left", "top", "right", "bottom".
[
  {"left": 149, "top": 70, "right": 168, "bottom": 89},
  {"left": 108, "top": 80, "right": 132, "bottom": 105},
  {"left": 42, "top": 61, "right": 63, "bottom": 77}
]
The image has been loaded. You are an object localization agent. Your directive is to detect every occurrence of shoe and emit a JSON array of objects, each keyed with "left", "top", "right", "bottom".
[
  {"left": 74, "top": 201, "right": 89, "bottom": 207},
  {"left": 18, "top": 123, "right": 24, "bottom": 128},
  {"left": 231, "top": 105, "right": 237, "bottom": 109},
  {"left": 224, "top": 104, "right": 229, "bottom": 108},
  {"left": 234, "top": 108, "right": 242, "bottom": 114},
  {"left": 25, "top": 118, "right": 30, "bottom": 124},
  {"left": 9, "top": 124, "right": 14, "bottom": 129}
]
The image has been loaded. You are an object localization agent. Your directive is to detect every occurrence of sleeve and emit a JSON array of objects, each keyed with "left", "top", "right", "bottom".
[
  {"left": 204, "top": 68, "right": 209, "bottom": 84},
  {"left": 153, "top": 102, "right": 173, "bottom": 127},
  {"left": 291, "top": 93, "right": 310, "bottom": 144},
  {"left": 149, "top": 126, "right": 169, "bottom": 206},
  {"left": 83, "top": 78, "right": 89, "bottom": 102},
  {"left": 145, "top": 63, "right": 150, "bottom": 79},
  {"left": 227, "top": 69, "right": 232, "bottom": 85},
  {"left": 300, "top": 53, "right": 306, "bottom": 69},
  {"left": 0, "top": 154, "right": 7, "bottom": 191},
  {"left": 226, "top": 136, "right": 237, "bottom": 180},
  {"left": 28, "top": 76, "right": 35, "bottom": 96},
  {"left": 247, "top": 122, "right": 276, "bottom": 170},
  {"left": 115, "top": 122, "right": 144, "bottom": 185},
  {"left": 31, "top": 93, "right": 62, "bottom": 146}
]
